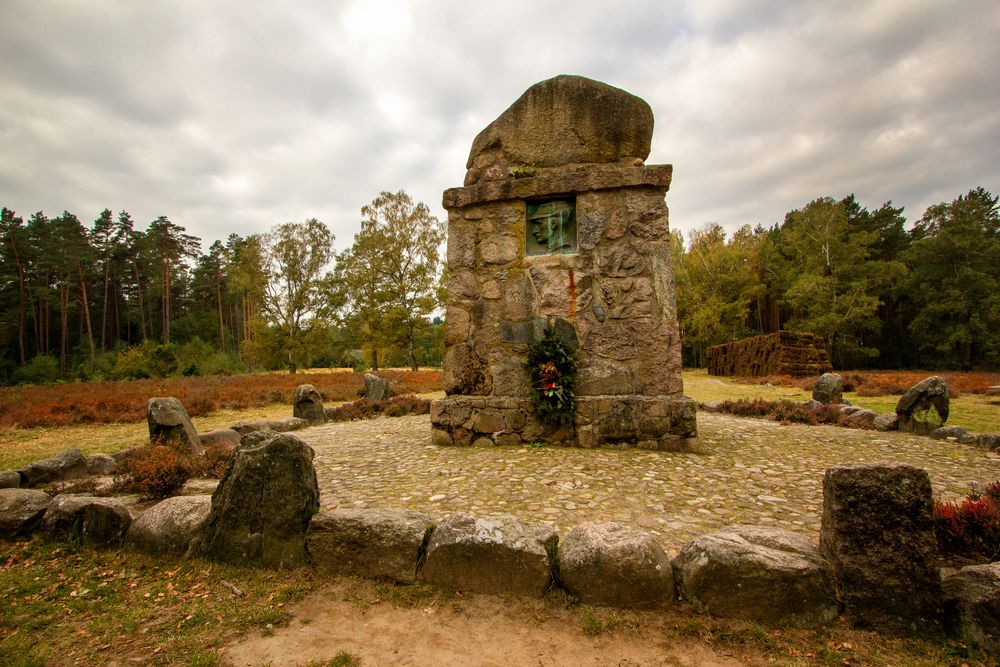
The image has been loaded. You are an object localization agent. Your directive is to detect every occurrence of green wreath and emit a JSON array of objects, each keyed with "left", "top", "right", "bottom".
[{"left": 526, "top": 325, "right": 577, "bottom": 426}]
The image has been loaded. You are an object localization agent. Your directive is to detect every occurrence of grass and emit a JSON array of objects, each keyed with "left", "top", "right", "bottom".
[{"left": 0, "top": 538, "right": 314, "bottom": 666}]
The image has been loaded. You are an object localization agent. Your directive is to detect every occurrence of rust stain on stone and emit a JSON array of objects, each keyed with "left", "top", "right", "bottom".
[{"left": 568, "top": 270, "right": 577, "bottom": 318}]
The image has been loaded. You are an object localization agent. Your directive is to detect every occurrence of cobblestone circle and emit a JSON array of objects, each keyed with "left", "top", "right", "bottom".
[{"left": 296, "top": 412, "right": 1000, "bottom": 555}]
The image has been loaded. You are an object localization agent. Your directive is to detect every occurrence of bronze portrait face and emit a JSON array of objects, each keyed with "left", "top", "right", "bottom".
[{"left": 526, "top": 199, "right": 576, "bottom": 255}]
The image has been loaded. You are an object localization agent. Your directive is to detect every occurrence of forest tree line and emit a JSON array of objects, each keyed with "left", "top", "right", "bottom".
[
  {"left": 674, "top": 186, "right": 1000, "bottom": 371},
  {"left": 2, "top": 185, "right": 997, "bottom": 385},
  {"left": 0, "top": 191, "right": 444, "bottom": 384}
]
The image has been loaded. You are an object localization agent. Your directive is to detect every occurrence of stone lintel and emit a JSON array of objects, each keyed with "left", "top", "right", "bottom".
[{"left": 443, "top": 164, "right": 672, "bottom": 210}]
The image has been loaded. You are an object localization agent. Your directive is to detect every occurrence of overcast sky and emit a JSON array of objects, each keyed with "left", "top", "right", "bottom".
[{"left": 2, "top": 1, "right": 998, "bottom": 252}]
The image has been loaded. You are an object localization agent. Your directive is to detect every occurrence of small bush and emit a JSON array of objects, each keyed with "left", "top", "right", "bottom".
[
  {"left": 191, "top": 442, "right": 236, "bottom": 478},
  {"left": 935, "top": 486, "right": 1000, "bottom": 562},
  {"left": 113, "top": 445, "right": 194, "bottom": 499},
  {"left": 326, "top": 395, "right": 431, "bottom": 422},
  {"left": 15, "top": 355, "right": 60, "bottom": 385}
]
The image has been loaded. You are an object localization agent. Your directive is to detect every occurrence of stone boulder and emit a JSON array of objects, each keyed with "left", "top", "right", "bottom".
[
  {"left": 930, "top": 425, "right": 968, "bottom": 441},
  {"left": 0, "top": 471, "right": 20, "bottom": 488},
  {"left": 18, "top": 448, "right": 88, "bottom": 487},
  {"left": 820, "top": 463, "right": 942, "bottom": 635},
  {"left": 420, "top": 513, "right": 557, "bottom": 597},
  {"left": 126, "top": 495, "right": 211, "bottom": 556},
  {"left": 363, "top": 373, "right": 391, "bottom": 402},
  {"left": 873, "top": 412, "right": 899, "bottom": 432},
  {"left": 465, "top": 75, "right": 653, "bottom": 184},
  {"left": 843, "top": 409, "right": 876, "bottom": 429},
  {"left": 974, "top": 433, "right": 1000, "bottom": 450},
  {"left": 200, "top": 432, "right": 319, "bottom": 568},
  {"left": 942, "top": 562, "right": 1000, "bottom": 654},
  {"left": 0, "top": 488, "right": 51, "bottom": 537},
  {"left": 147, "top": 397, "right": 203, "bottom": 454},
  {"left": 673, "top": 525, "right": 837, "bottom": 628},
  {"left": 198, "top": 428, "right": 242, "bottom": 448},
  {"left": 230, "top": 419, "right": 272, "bottom": 436},
  {"left": 812, "top": 373, "right": 844, "bottom": 404},
  {"left": 293, "top": 384, "right": 326, "bottom": 425},
  {"left": 268, "top": 417, "right": 309, "bottom": 433},
  {"left": 895, "top": 376, "right": 949, "bottom": 435},
  {"left": 86, "top": 453, "right": 117, "bottom": 476},
  {"left": 308, "top": 508, "right": 434, "bottom": 584},
  {"left": 42, "top": 495, "right": 132, "bottom": 546},
  {"left": 557, "top": 521, "right": 674, "bottom": 608}
]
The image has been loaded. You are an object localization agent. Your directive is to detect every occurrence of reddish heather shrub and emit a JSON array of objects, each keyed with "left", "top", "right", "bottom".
[
  {"left": 808, "top": 404, "right": 844, "bottom": 425},
  {"left": 934, "top": 490, "right": 1000, "bottom": 562},
  {"left": 113, "top": 445, "right": 194, "bottom": 499},
  {"left": 190, "top": 441, "right": 236, "bottom": 478},
  {"left": 0, "top": 369, "right": 443, "bottom": 428},
  {"left": 326, "top": 395, "right": 431, "bottom": 423},
  {"left": 769, "top": 401, "right": 815, "bottom": 424}
]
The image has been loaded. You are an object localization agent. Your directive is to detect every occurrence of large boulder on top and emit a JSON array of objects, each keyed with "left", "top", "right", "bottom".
[
  {"left": 895, "top": 376, "right": 949, "bottom": 435},
  {"left": 812, "top": 373, "right": 844, "bottom": 404},
  {"left": 942, "top": 562, "right": 1000, "bottom": 654},
  {"left": 465, "top": 75, "right": 654, "bottom": 184},
  {"left": 557, "top": 521, "right": 675, "bottom": 608},
  {"left": 147, "top": 397, "right": 203, "bottom": 454},
  {"left": 672, "top": 525, "right": 837, "bottom": 628},
  {"left": 820, "top": 463, "right": 943, "bottom": 635},
  {"left": 420, "top": 513, "right": 557, "bottom": 597},
  {"left": 0, "top": 488, "right": 51, "bottom": 538},
  {"left": 308, "top": 508, "right": 434, "bottom": 584},
  {"left": 42, "top": 495, "right": 132, "bottom": 546},
  {"left": 18, "top": 448, "right": 88, "bottom": 487},
  {"left": 293, "top": 384, "right": 326, "bottom": 425},
  {"left": 126, "top": 495, "right": 212, "bottom": 556},
  {"left": 199, "top": 432, "right": 319, "bottom": 568}
]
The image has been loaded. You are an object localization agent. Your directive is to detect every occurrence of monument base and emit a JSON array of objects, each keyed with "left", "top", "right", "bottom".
[{"left": 431, "top": 394, "right": 699, "bottom": 452}]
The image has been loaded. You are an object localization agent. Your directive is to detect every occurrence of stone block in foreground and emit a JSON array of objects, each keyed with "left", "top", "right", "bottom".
[
  {"left": 42, "top": 495, "right": 132, "bottom": 546},
  {"left": 672, "top": 525, "right": 837, "bottom": 628},
  {"left": 419, "top": 513, "right": 557, "bottom": 596},
  {"left": 557, "top": 521, "right": 674, "bottom": 608},
  {"left": 126, "top": 495, "right": 212, "bottom": 556},
  {"left": 200, "top": 432, "right": 319, "bottom": 568},
  {"left": 820, "top": 463, "right": 942, "bottom": 635},
  {"left": 308, "top": 508, "right": 434, "bottom": 584},
  {"left": 0, "top": 488, "right": 51, "bottom": 538},
  {"left": 942, "top": 562, "right": 1000, "bottom": 654}
]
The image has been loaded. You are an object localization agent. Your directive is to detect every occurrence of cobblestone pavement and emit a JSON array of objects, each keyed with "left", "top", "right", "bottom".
[{"left": 296, "top": 412, "right": 1000, "bottom": 555}]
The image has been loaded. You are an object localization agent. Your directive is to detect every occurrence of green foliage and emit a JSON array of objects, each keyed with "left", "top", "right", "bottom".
[
  {"left": 526, "top": 325, "right": 577, "bottom": 426},
  {"left": 332, "top": 191, "right": 444, "bottom": 371},
  {"left": 675, "top": 224, "right": 765, "bottom": 366},
  {"left": 147, "top": 344, "right": 180, "bottom": 377},
  {"left": 14, "top": 354, "right": 60, "bottom": 385},
  {"left": 903, "top": 187, "right": 1000, "bottom": 369}
]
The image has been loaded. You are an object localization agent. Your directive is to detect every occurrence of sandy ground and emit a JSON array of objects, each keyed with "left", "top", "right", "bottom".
[{"left": 222, "top": 582, "right": 750, "bottom": 667}]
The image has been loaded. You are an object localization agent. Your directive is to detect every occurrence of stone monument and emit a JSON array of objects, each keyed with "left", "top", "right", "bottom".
[{"left": 431, "top": 75, "right": 697, "bottom": 450}]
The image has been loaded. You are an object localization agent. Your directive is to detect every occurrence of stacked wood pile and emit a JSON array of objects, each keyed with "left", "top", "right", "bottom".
[{"left": 707, "top": 332, "right": 832, "bottom": 377}]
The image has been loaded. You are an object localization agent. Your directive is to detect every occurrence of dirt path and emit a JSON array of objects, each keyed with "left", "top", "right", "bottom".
[{"left": 222, "top": 581, "right": 750, "bottom": 667}]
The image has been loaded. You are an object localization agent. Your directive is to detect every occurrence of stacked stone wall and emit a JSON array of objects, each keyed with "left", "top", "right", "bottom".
[{"left": 706, "top": 331, "right": 832, "bottom": 377}]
